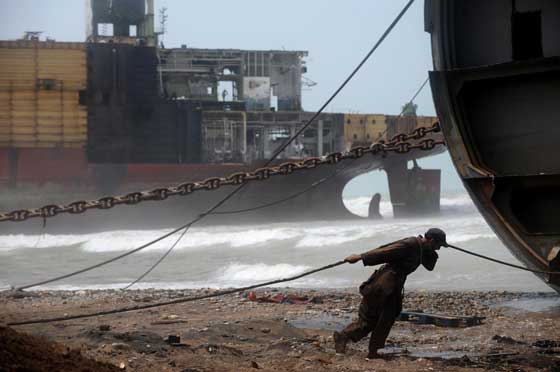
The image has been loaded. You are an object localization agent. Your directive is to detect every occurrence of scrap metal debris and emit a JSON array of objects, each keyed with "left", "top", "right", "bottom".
[{"left": 397, "top": 311, "right": 485, "bottom": 328}]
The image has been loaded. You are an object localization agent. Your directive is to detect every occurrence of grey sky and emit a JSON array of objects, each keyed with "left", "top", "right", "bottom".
[{"left": 0, "top": 0, "right": 465, "bottom": 194}]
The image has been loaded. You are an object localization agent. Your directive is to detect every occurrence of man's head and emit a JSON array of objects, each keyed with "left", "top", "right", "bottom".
[{"left": 424, "top": 228, "right": 448, "bottom": 250}]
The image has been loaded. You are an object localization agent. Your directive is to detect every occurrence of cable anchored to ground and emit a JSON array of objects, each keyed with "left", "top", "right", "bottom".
[{"left": 8, "top": 260, "right": 347, "bottom": 326}]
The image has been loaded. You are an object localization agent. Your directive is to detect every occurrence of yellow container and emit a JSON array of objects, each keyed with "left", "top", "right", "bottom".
[
  {"left": 343, "top": 114, "right": 387, "bottom": 150},
  {"left": 0, "top": 40, "right": 87, "bottom": 148}
]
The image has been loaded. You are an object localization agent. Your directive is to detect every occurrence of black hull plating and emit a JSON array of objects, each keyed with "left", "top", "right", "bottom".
[{"left": 426, "top": 0, "right": 560, "bottom": 292}]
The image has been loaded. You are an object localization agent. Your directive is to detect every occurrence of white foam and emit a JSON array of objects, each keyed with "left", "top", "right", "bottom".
[
  {"left": 217, "top": 263, "right": 310, "bottom": 283},
  {"left": 342, "top": 192, "right": 477, "bottom": 219},
  {"left": 5, "top": 191, "right": 548, "bottom": 292},
  {"left": 447, "top": 233, "right": 496, "bottom": 243},
  {"left": 0, "top": 234, "right": 87, "bottom": 252},
  {"left": 32, "top": 277, "right": 334, "bottom": 291},
  {"left": 342, "top": 196, "right": 393, "bottom": 218},
  {"left": 81, "top": 227, "right": 299, "bottom": 253},
  {"left": 440, "top": 193, "right": 475, "bottom": 207},
  {"left": 296, "top": 225, "right": 375, "bottom": 248}
]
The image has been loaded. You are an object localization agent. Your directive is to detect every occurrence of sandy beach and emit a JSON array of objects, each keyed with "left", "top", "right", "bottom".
[{"left": 1, "top": 288, "right": 559, "bottom": 371}]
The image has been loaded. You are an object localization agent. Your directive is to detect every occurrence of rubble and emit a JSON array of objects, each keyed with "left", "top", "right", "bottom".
[{"left": 1, "top": 289, "right": 559, "bottom": 371}]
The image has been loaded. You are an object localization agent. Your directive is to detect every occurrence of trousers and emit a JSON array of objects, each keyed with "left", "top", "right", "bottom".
[{"left": 340, "top": 291, "right": 399, "bottom": 352}]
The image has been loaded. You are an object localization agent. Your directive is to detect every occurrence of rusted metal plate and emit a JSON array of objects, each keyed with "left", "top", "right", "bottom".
[{"left": 398, "top": 311, "right": 485, "bottom": 328}]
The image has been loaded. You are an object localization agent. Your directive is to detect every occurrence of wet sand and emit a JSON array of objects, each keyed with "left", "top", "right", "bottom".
[{"left": 1, "top": 289, "right": 559, "bottom": 371}]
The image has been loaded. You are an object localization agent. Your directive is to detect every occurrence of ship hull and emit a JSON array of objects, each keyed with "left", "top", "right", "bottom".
[
  {"left": 426, "top": 0, "right": 560, "bottom": 292},
  {"left": 0, "top": 146, "right": 443, "bottom": 234}
]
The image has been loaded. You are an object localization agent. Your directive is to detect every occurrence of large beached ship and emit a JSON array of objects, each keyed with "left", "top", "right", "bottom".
[{"left": 0, "top": 0, "right": 444, "bottom": 233}]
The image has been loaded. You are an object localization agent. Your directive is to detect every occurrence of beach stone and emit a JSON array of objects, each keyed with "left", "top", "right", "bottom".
[{"left": 111, "top": 343, "right": 131, "bottom": 351}]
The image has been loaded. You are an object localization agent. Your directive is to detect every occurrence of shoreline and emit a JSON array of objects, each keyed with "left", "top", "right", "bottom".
[{"left": 1, "top": 288, "right": 559, "bottom": 371}]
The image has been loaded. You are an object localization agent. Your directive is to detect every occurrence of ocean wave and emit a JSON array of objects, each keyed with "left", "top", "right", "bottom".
[
  {"left": 81, "top": 227, "right": 300, "bottom": 253},
  {"left": 342, "top": 192, "right": 476, "bottom": 218},
  {"left": 216, "top": 263, "right": 310, "bottom": 283},
  {"left": 342, "top": 197, "right": 393, "bottom": 218},
  {"left": 31, "top": 277, "right": 335, "bottom": 291},
  {"left": 0, "top": 216, "right": 494, "bottom": 253},
  {"left": 0, "top": 192, "right": 488, "bottom": 254},
  {"left": 447, "top": 233, "right": 496, "bottom": 244},
  {"left": 295, "top": 225, "right": 376, "bottom": 248},
  {"left": 0, "top": 227, "right": 299, "bottom": 253},
  {"left": 0, "top": 234, "right": 87, "bottom": 252}
]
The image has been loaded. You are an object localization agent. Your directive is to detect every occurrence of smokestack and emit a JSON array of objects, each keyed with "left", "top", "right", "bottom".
[{"left": 147, "top": 0, "right": 154, "bottom": 15}]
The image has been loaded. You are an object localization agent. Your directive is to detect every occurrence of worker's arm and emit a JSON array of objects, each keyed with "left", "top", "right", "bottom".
[{"left": 345, "top": 239, "right": 408, "bottom": 265}]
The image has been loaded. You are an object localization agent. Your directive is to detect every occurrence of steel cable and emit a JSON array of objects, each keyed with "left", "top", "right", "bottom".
[
  {"left": 447, "top": 244, "right": 560, "bottom": 275},
  {"left": 13, "top": 0, "right": 417, "bottom": 292},
  {"left": 126, "top": 25, "right": 431, "bottom": 288},
  {"left": 122, "top": 163, "right": 349, "bottom": 289},
  {"left": 7, "top": 260, "right": 347, "bottom": 326},
  {"left": 125, "top": 74, "right": 430, "bottom": 287},
  {"left": 7, "top": 242, "right": 560, "bottom": 325},
  {"left": 375, "top": 76, "right": 430, "bottom": 142}
]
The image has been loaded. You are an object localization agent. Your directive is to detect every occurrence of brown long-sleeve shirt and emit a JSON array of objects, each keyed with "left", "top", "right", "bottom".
[
  {"left": 361, "top": 236, "right": 438, "bottom": 275},
  {"left": 358, "top": 236, "right": 439, "bottom": 316}
]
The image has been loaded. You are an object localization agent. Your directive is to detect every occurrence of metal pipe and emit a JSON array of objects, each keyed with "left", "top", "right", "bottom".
[{"left": 146, "top": 0, "right": 155, "bottom": 15}]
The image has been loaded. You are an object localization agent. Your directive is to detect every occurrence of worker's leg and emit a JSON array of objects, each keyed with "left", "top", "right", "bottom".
[
  {"left": 334, "top": 302, "right": 374, "bottom": 353},
  {"left": 367, "top": 296, "right": 397, "bottom": 358}
]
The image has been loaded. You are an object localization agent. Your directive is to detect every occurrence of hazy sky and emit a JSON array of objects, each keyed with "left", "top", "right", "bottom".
[{"left": 0, "top": 0, "right": 465, "bottom": 194}]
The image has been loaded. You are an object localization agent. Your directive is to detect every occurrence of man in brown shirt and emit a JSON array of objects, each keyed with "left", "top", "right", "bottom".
[{"left": 334, "top": 228, "right": 447, "bottom": 359}]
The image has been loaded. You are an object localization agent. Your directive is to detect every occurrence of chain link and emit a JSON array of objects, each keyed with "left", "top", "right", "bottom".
[{"left": 0, "top": 122, "right": 444, "bottom": 223}]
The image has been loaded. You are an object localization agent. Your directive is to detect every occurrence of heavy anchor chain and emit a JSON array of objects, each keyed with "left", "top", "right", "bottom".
[{"left": 0, "top": 123, "right": 444, "bottom": 223}]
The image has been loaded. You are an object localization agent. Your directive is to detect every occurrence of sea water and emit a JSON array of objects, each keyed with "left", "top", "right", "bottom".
[{"left": 0, "top": 191, "right": 554, "bottom": 292}]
